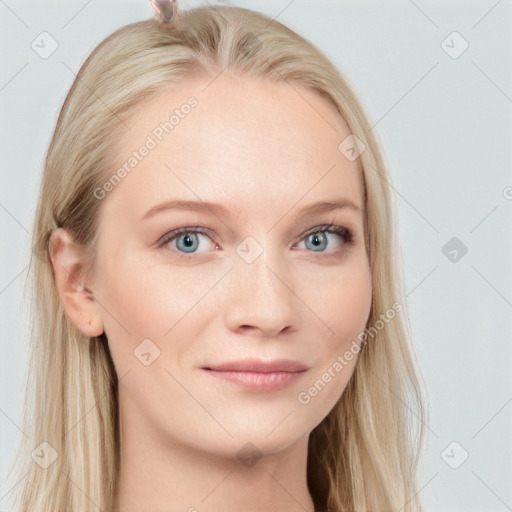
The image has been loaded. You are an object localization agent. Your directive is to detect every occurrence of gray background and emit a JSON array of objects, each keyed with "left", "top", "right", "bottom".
[{"left": 1, "top": 1, "right": 511, "bottom": 510}]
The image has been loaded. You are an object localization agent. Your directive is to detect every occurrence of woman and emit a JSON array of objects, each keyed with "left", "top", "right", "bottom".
[{"left": 9, "top": 5, "right": 428, "bottom": 511}]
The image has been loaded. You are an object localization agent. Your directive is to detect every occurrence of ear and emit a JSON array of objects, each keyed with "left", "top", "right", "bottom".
[{"left": 48, "top": 228, "right": 104, "bottom": 337}]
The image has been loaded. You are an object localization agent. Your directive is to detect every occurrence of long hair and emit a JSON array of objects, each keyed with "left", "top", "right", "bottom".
[{"left": 7, "top": 5, "right": 428, "bottom": 511}]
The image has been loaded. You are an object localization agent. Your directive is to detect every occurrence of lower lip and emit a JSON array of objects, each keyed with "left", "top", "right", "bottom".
[{"left": 202, "top": 369, "right": 306, "bottom": 392}]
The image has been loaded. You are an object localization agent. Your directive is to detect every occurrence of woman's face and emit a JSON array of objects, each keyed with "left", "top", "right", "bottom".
[{"left": 88, "top": 72, "right": 372, "bottom": 458}]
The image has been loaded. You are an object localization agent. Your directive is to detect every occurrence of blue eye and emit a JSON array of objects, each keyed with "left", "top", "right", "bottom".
[
  {"left": 156, "top": 223, "right": 353, "bottom": 257},
  {"left": 157, "top": 227, "right": 217, "bottom": 255},
  {"left": 297, "top": 224, "right": 353, "bottom": 252}
]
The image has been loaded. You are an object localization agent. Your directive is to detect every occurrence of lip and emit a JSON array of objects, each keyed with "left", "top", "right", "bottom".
[
  {"left": 202, "top": 358, "right": 310, "bottom": 373},
  {"left": 200, "top": 359, "right": 310, "bottom": 392}
]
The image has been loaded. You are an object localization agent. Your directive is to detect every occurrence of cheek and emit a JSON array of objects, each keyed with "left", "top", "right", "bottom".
[
  {"left": 93, "top": 252, "right": 172, "bottom": 366},
  {"left": 294, "top": 261, "right": 372, "bottom": 416},
  {"left": 299, "top": 256, "right": 372, "bottom": 348},
  {"left": 334, "top": 262, "right": 373, "bottom": 342},
  {"left": 94, "top": 251, "right": 223, "bottom": 371}
]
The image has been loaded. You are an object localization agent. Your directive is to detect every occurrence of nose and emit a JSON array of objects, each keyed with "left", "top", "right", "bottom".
[{"left": 223, "top": 250, "right": 301, "bottom": 337}]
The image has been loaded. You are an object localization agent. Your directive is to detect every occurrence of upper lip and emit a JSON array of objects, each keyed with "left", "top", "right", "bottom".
[{"left": 202, "top": 358, "right": 310, "bottom": 373}]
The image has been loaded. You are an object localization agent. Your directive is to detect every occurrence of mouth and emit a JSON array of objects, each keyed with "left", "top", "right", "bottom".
[
  {"left": 201, "top": 368, "right": 308, "bottom": 392},
  {"left": 200, "top": 358, "right": 309, "bottom": 392}
]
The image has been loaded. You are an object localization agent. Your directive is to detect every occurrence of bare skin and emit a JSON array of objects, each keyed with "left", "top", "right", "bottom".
[{"left": 50, "top": 70, "right": 372, "bottom": 512}]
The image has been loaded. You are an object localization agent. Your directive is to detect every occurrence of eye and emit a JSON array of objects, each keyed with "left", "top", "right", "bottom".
[
  {"left": 294, "top": 224, "right": 353, "bottom": 252},
  {"left": 156, "top": 223, "right": 354, "bottom": 258},
  {"left": 156, "top": 226, "right": 218, "bottom": 256}
]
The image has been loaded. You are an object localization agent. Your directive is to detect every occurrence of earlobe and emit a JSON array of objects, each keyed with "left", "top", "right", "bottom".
[{"left": 48, "top": 228, "right": 104, "bottom": 338}]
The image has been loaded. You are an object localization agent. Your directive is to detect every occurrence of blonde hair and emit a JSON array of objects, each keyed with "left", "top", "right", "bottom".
[{"left": 7, "top": 5, "right": 428, "bottom": 511}]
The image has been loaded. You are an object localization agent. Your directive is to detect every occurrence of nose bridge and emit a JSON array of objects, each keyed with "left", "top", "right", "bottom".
[
  {"left": 242, "top": 242, "right": 284, "bottom": 295},
  {"left": 224, "top": 235, "right": 300, "bottom": 335}
]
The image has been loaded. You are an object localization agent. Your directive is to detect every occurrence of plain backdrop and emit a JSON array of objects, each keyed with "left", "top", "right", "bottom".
[{"left": 1, "top": 1, "right": 511, "bottom": 511}]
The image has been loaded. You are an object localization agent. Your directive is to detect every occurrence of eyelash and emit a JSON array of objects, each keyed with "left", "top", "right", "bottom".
[{"left": 156, "top": 223, "right": 354, "bottom": 258}]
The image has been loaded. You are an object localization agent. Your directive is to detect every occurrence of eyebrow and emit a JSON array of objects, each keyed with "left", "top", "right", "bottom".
[{"left": 141, "top": 198, "right": 362, "bottom": 221}]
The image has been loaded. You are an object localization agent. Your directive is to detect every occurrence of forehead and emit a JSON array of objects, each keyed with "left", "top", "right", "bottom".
[{"left": 104, "top": 72, "right": 364, "bottom": 220}]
